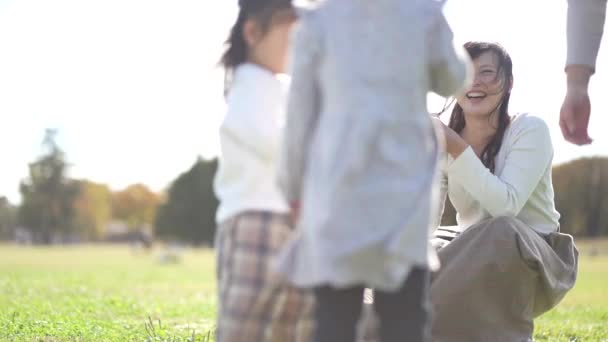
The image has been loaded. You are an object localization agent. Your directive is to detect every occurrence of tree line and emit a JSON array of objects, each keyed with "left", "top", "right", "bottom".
[
  {"left": 1, "top": 130, "right": 218, "bottom": 245},
  {"left": 1, "top": 130, "right": 606, "bottom": 245}
]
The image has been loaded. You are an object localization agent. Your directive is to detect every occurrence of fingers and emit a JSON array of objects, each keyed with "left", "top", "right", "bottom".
[
  {"left": 559, "top": 100, "right": 593, "bottom": 146},
  {"left": 560, "top": 117, "right": 592, "bottom": 145},
  {"left": 559, "top": 117, "right": 574, "bottom": 143}
]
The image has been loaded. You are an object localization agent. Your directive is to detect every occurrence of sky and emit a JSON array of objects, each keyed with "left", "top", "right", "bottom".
[{"left": 0, "top": 0, "right": 606, "bottom": 204}]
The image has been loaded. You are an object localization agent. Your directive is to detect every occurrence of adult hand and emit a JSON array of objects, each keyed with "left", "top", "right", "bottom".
[
  {"left": 431, "top": 117, "right": 468, "bottom": 159},
  {"left": 560, "top": 89, "right": 592, "bottom": 145},
  {"left": 561, "top": 65, "right": 594, "bottom": 145}
]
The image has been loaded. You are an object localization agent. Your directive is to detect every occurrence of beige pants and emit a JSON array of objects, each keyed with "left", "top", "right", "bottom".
[{"left": 360, "top": 216, "right": 578, "bottom": 342}]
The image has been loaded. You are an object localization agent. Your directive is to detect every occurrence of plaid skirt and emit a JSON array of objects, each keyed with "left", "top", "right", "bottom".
[{"left": 215, "top": 211, "right": 314, "bottom": 342}]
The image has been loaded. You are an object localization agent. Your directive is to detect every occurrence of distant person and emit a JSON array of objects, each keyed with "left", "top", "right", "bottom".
[
  {"left": 274, "top": 1, "right": 470, "bottom": 341},
  {"left": 560, "top": 0, "right": 607, "bottom": 145},
  {"left": 430, "top": 42, "right": 579, "bottom": 341},
  {"left": 213, "top": 0, "right": 313, "bottom": 341}
]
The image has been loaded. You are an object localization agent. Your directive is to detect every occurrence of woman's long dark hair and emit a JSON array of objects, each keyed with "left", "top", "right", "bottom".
[
  {"left": 445, "top": 41, "right": 513, "bottom": 173},
  {"left": 219, "top": 0, "right": 292, "bottom": 94}
]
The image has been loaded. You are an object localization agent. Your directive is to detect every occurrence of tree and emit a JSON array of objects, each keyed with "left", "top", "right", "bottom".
[
  {"left": 155, "top": 157, "right": 219, "bottom": 245},
  {"left": 0, "top": 196, "right": 16, "bottom": 240},
  {"left": 553, "top": 157, "right": 608, "bottom": 237},
  {"left": 111, "top": 184, "right": 161, "bottom": 232},
  {"left": 73, "top": 180, "right": 112, "bottom": 240},
  {"left": 18, "top": 129, "right": 79, "bottom": 243}
]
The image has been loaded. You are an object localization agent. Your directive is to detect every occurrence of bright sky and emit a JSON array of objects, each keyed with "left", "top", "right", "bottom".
[{"left": 0, "top": 0, "right": 606, "bottom": 204}]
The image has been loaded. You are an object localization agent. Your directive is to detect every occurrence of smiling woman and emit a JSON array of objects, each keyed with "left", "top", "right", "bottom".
[
  {"left": 447, "top": 41, "right": 513, "bottom": 173},
  {"left": 429, "top": 42, "right": 578, "bottom": 342}
]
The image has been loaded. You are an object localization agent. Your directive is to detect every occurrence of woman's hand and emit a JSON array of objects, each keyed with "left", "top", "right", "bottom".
[{"left": 432, "top": 117, "right": 469, "bottom": 159}]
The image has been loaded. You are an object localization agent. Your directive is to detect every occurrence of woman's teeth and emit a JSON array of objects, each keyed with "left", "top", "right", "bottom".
[{"left": 467, "top": 92, "right": 486, "bottom": 99}]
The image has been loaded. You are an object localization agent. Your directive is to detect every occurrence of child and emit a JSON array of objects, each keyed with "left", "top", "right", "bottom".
[
  {"left": 213, "top": 0, "right": 313, "bottom": 341},
  {"left": 275, "top": 1, "right": 471, "bottom": 341}
]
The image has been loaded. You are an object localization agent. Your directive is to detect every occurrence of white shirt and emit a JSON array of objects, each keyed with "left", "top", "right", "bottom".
[
  {"left": 214, "top": 64, "right": 290, "bottom": 224},
  {"left": 439, "top": 114, "right": 561, "bottom": 235},
  {"left": 567, "top": 0, "right": 607, "bottom": 70}
]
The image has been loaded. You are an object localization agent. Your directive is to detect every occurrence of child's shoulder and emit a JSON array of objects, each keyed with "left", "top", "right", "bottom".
[
  {"left": 419, "top": 0, "right": 449, "bottom": 20},
  {"left": 225, "top": 64, "right": 284, "bottom": 108}
]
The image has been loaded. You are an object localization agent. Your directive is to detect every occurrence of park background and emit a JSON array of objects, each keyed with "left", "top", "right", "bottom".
[{"left": 0, "top": 0, "right": 607, "bottom": 340}]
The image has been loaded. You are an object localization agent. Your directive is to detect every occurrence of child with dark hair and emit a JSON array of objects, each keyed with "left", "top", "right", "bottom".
[{"left": 213, "top": 1, "right": 313, "bottom": 341}]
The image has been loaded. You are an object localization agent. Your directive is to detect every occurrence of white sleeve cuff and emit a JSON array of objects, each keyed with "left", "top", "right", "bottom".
[{"left": 447, "top": 146, "right": 487, "bottom": 188}]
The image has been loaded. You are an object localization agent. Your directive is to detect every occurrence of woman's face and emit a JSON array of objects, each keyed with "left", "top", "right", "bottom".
[{"left": 456, "top": 51, "right": 510, "bottom": 118}]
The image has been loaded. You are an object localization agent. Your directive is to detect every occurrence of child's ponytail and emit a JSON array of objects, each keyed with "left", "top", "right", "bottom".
[{"left": 220, "top": 9, "right": 248, "bottom": 94}]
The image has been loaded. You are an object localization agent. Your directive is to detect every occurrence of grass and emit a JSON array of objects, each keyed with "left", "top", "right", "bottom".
[
  {"left": 533, "top": 240, "right": 608, "bottom": 341},
  {"left": 0, "top": 240, "right": 606, "bottom": 341},
  {"left": 0, "top": 245, "right": 217, "bottom": 341}
]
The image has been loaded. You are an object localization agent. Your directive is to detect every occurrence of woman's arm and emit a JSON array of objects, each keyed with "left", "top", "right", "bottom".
[
  {"left": 446, "top": 117, "right": 554, "bottom": 217},
  {"left": 277, "top": 11, "right": 322, "bottom": 204}
]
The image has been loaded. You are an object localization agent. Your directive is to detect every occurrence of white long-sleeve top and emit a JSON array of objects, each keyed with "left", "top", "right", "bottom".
[
  {"left": 567, "top": 0, "right": 607, "bottom": 70},
  {"left": 214, "top": 63, "right": 290, "bottom": 224},
  {"left": 438, "top": 114, "right": 561, "bottom": 235}
]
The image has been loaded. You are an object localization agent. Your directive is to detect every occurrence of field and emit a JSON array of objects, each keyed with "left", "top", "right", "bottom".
[{"left": 0, "top": 240, "right": 606, "bottom": 341}]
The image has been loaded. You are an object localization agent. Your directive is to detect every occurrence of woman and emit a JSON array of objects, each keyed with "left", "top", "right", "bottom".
[{"left": 430, "top": 41, "right": 579, "bottom": 342}]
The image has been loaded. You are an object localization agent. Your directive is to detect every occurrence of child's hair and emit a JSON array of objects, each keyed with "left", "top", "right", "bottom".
[
  {"left": 440, "top": 41, "right": 513, "bottom": 173},
  {"left": 220, "top": 0, "right": 293, "bottom": 93}
]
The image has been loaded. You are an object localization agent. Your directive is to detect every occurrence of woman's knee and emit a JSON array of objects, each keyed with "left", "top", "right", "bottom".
[
  {"left": 473, "top": 216, "right": 525, "bottom": 238},
  {"left": 458, "top": 216, "right": 528, "bottom": 262}
]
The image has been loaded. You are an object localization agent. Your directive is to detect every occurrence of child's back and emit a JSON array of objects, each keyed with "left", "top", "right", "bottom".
[
  {"left": 278, "top": 0, "right": 470, "bottom": 293},
  {"left": 311, "top": 0, "right": 462, "bottom": 124}
]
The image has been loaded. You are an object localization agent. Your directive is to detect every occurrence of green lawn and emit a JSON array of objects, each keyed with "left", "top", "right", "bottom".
[
  {"left": 534, "top": 240, "right": 608, "bottom": 341},
  {"left": 0, "top": 245, "right": 217, "bottom": 341},
  {"left": 0, "top": 240, "right": 606, "bottom": 341}
]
